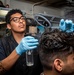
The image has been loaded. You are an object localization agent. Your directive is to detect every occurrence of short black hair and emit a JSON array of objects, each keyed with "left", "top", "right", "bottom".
[
  {"left": 38, "top": 29, "right": 74, "bottom": 70},
  {"left": 5, "top": 9, "right": 24, "bottom": 24}
]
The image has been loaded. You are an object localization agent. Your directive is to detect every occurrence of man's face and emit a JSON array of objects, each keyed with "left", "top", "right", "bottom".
[
  {"left": 7, "top": 13, "right": 26, "bottom": 33},
  {"left": 61, "top": 53, "right": 74, "bottom": 75}
]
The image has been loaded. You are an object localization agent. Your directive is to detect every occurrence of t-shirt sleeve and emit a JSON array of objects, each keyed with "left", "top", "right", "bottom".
[{"left": 0, "top": 39, "right": 6, "bottom": 60}]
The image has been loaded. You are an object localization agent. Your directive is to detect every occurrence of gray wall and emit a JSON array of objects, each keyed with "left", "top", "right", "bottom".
[{"left": 2, "top": 0, "right": 64, "bottom": 18}]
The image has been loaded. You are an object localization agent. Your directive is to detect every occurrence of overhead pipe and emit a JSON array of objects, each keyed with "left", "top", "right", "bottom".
[
  {"left": 34, "top": 14, "right": 51, "bottom": 28},
  {"left": 32, "top": 0, "right": 47, "bottom": 17}
]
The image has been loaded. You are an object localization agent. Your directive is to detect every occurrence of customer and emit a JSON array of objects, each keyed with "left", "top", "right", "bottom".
[
  {"left": 0, "top": 9, "right": 43, "bottom": 75},
  {"left": 38, "top": 28, "right": 74, "bottom": 75}
]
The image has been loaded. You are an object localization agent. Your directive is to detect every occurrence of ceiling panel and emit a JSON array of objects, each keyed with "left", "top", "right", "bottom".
[{"left": 17, "top": 0, "right": 74, "bottom": 8}]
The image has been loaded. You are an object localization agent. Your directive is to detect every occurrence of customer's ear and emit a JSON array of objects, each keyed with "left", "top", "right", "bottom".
[{"left": 54, "top": 59, "right": 64, "bottom": 72}]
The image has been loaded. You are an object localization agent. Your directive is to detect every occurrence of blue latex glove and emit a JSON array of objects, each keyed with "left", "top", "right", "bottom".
[
  {"left": 59, "top": 19, "right": 73, "bottom": 33},
  {"left": 65, "top": 20, "right": 73, "bottom": 32},
  {"left": 37, "top": 25, "right": 45, "bottom": 34},
  {"left": 59, "top": 19, "right": 66, "bottom": 31},
  {"left": 72, "top": 23, "right": 74, "bottom": 31},
  {"left": 15, "top": 36, "right": 39, "bottom": 55}
]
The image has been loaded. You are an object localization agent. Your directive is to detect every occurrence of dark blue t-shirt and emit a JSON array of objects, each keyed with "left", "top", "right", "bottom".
[{"left": 0, "top": 34, "right": 43, "bottom": 75}]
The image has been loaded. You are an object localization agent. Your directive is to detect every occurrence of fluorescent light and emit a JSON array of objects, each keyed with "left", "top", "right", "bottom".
[{"left": 0, "top": 10, "right": 8, "bottom": 16}]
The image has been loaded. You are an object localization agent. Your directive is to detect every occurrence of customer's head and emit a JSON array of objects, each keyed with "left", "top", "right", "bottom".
[
  {"left": 39, "top": 29, "right": 74, "bottom": 75},
  {"left": 5, "top": 9, "right": 26, "bottom": 33}
]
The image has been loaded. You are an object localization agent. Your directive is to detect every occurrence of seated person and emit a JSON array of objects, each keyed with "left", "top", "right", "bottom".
[{"left": 38, "top": 28, "right": 74, "bottom": 75}]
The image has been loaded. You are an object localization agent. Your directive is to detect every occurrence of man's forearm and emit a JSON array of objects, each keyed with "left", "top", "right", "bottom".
[
  {"left": 0, "top": 61, "right": 7, "bottom": 74},
  {"left": 0, "top": 50, "right": 20, "bottom": 74}
]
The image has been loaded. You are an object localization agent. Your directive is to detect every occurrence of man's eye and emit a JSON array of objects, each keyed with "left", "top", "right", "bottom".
[{"left": 13, "top": 18, "right": 18, "bottom": 21}]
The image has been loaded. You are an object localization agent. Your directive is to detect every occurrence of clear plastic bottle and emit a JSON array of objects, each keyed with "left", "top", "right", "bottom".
[
  {"left": 26, "top": 25, "right": 37, "bottom": 66},
  {"left": 26, "top": 50, "right": 34, "bottom": 66}
]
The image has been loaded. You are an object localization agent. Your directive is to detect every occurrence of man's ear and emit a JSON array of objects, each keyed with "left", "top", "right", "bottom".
[
  {"left": 7, "top": 24, "right": 11, "bottom": 29},
  {"left": 53, "top": 59, "right": 64, "bottom": 72}
]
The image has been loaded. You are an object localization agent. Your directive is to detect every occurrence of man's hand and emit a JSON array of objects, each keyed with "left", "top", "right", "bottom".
[{"left": 15, "top": 36, "right": 39, "bottom": 55}]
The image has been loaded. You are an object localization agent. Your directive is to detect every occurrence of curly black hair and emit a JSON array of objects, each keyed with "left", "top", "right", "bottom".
[{"left": 38, "top": 28, "right": 74, "bottom": 70}]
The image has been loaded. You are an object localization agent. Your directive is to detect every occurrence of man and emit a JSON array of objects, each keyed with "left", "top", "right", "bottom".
[
  {"left": 0, "top": 9, "right": 43, "bottom": 75},
  {"left": 38, "top": 28, "right": 74, "bottom": 75}
]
